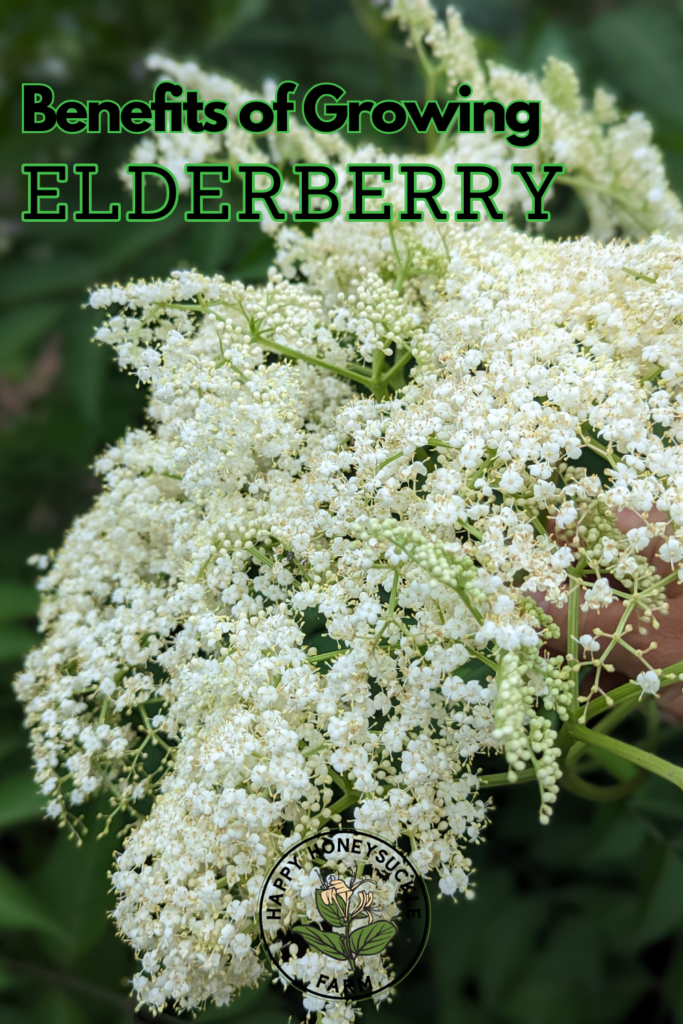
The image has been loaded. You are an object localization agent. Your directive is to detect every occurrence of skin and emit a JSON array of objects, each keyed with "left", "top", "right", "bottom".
[{"left": 537, "top": 509, "right": 683, "bottom": 723}]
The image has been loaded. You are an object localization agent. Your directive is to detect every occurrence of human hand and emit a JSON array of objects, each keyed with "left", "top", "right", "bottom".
[{"left": 538, "top": 509, "right": 683, "bottom": 723}]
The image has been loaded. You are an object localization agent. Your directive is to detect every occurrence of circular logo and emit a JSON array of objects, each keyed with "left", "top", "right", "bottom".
[{"left": 258, "top": 828, "right": 430, "bottom": 1002}]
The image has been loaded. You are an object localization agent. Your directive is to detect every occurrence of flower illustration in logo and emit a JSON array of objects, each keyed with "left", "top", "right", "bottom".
[
  {"left": 259, "top": 829, "right": 431, "bottom": 1002},
  {"left": 319, "top": 874, "right": 361, "bottom": 911},
  {"left": 292, "top": 871, "right": 397, "bottom": 974}
]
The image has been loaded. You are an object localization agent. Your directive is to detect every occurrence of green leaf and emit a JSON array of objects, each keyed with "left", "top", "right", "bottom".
[
  {"left": 0, "top": 258, "right": 95, "bottom": 304},
  {"left": 590, "top": 7, "right": 683, "bottom": 133},
  {"left": 0, "top": 955, "right": 17, "bottom": 994},
  {"left": 193, "top": 981, "right": 267, "bottom": 1020},
  {"left": 0, "top": 303, "right": 66, "bottom": 373},
  {"left": 0, "top": 583, "right": 39, "bottom": 624},
  {"left": 638, "top": 847, "right": 683, "bottom": 946},
  {"left": 93, "top": 218, "right": 184, "bottom": 275},
  {"left": 0, "top": 1005, "right": 29, "bottom": 1024},
  {"left": 198, "top": 1016, "right": 287, "bottom": 1024},
  {"left": 0, "top": 863, "right": 61, "bottom": 936},
  {"left": 235, "top": 235, "right": 274, "bottom": 282},
  {"left": 589, "top": 745, "right": 639, "bottom": 782},
  {"left": 0, "top": 772, "right": 44, "bottom": 831},
  {"left": 185, "top": 220, "right": 238, "bottom": 275},
  {"left": 632, "top": 773, "right": 683, "bottom": 820},
  {"left": 209, "top": 0, "right": 268, "bottom": 44},
  {"left": 0, "top": 627, "right": 36, "bottom": 662},
  {"left": 348, "top": 919, "right": 397, "bottom": 957},
  {"left": 62, "top": 307, "right": 111, "bottom": 424},
  {"left": 35, "top": 802, "right": 121, "bottom": 966},
  {"left": 30, "top": 991, "right": 87, "bottom": 1024},
  {"left": 0, "top": 739, "right": 23, "bottom": 764},
  {"left": 316, "top": 888, "right": 345, "bottom": 927},
  {"left": 457, "top": 658, "right": 492, "bottom": 684},
  {"left": 291, "top": 925, "right": 347, "bottom": 961}
]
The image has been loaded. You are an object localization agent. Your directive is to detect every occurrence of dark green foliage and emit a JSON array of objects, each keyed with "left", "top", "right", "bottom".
[{"left": 2, "top": 0, "right": 683, "bottom": 1021}]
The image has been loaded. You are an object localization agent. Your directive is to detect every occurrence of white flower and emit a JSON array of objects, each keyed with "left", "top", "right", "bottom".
[
  {"left": 635, "top": 670, "right": 660, "bottom": 695},
  {"left": 660, "top": 538, "right": 683, "bottom": 564},
  {"left": 581, "top": 578, "right": 615, "bottom": 611},
  {"left": 556, "top": 504, "right": 578, "bottom": 529},
  {"left": 499, "top": 467, "right": 524, "bottom": 494},
  {"left": 579, "top": 634, "right": 601, "bottom": 654},
  {"left": 626, "top": 526, "right": 651, "bottom": 552}
]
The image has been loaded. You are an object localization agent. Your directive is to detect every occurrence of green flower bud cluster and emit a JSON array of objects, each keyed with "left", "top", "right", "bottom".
[
  {"left": 577, "top": 505, "right": 637, "bottom": 569},
  {"left": 493, "top": 652, "right": 536, "bottom": 777},
  {"left": 542, "top": 656, "right": 574, "bottom": 722},
  {"left": 518, "top": 596, "right": 561, "bottom": 641},
  {"left": 493, "top": 651, "right": 562, "bottom": 822},
  {"left": 528, "top": 715, "right": 562, "bottom": 825},
  {"left": 363, "top": 519, "right": 485, "bottom": 606}
]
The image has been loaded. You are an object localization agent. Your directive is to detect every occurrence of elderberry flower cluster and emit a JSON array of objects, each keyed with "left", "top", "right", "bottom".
[{"left": 13, "top": 3, "right": 683, "bottom": 1021}]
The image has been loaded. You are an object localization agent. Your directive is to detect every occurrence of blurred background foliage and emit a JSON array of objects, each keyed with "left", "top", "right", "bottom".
[{"left": 2, "top": 0, "right": 683, "bottom": 1021}]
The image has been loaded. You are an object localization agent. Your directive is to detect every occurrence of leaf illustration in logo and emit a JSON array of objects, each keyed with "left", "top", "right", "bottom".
[
  {"left": 292, "top": 924, "right": 347, "bottom": 961},
  {"left": 316, "top": 888, "right": 345, "bottom": 927},
  {"left": 348, "top": 919, "right": 397, "bottom": 957}
]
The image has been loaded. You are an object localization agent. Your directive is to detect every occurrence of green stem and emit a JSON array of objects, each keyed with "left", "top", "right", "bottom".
[
  {"left": 580, "top": 599, "right": 636, "bottom": 717},
  {"left": 465, "top": 647, "right": 496, "bottom": 671},
  {"left": 307, "top": 647, "right": 346, "bottom": 664},
  {"left": 591, "top": 694, "right": 641, "bottom": 736},
  {"left": 381, "top": 347, "right": 413, "bottom": 386},
  {"left": 328, "top": 766, "right": 351, "bottom": 792},
  {"left": 98, "top": 698, "right": 110, "bottom": 725},
  {"left": 478, "top": 768, "right": 536, "bottom": 788},
  {"left": 301, "top": 742, "right": 327, "bottom": 759},
  {"left": 566, "top": 567, "right": 583, "bottom": 715},
  {"left": 560, "top": 764, "right": 647, "bottom": 802},
  {"left": 642, "top": 364, "right": 663, "bottom": 382},
  {"left": 318, "top": 766, "right": 362, "bottom": 823},
  {"left": 413, "top": 36, "right": 439, "bottom": 153},
  {"left": 371, "top": 347, "right": 386, "bottom": 387},
  {"left": 567, "top": 573, "right": 581, "bottom": 665},
  {"left": 530, "top": 516, "right": 548, "bottom": 536},
  {"left": 138, "top": 704, "right": 172, "bottom": 752},
  {"left": 583, "top": 441, "right": 617, "bottom": 469},
  {"left": 151, "top": 301, "right": 213, "bottom": 313},
  {"left": 246, "top": 545, "right": 274, "bottom": 569},
  {"left": 584, "top": 661, "right": 683, "bottom": 724},
  {"left": 374, "top": 570, "right": 400, "bottom": 644},
  {"left": 622, "top": 267, "right": 658, "bottom": 285},
  {"left": 254, "top": 334, "right": 378, "bottom": 393},
  {"left": 659, "top": 659, "right": 683, "bottom": 684},
  {"left": 377, "top": 450, "right": 405, "bottom": 472},
  {"left": 325, "top": 789, "right": 360, "bottom": 817},
  {"left": 568, "top": 722, "right": 683, "bottom": 792}
]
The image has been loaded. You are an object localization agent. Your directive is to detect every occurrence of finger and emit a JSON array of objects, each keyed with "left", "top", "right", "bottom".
[
  {"left": 613, "top": 508, "right": 682, "bottom": 599},
  {"left": 548, "top": 507, "right": 680, "bottom": 598},
  {"left": 538, "top": 584, "right": 683, "bottom": 678},
  {"left": 536, "top": 587, "right": 627, "bottom": 661}
]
